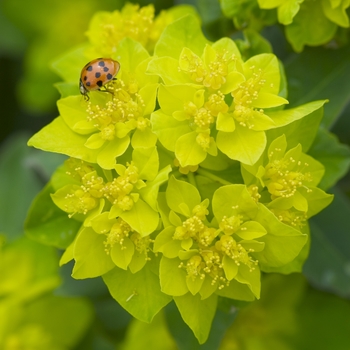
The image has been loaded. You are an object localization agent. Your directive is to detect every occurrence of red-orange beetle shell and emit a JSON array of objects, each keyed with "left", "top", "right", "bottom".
[{"left": 79, "top": 58, "right": 120, "bottom": 99}]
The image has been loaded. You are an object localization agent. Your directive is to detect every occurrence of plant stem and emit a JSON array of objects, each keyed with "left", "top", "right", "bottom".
[
  {"left": 187, "top": 171, "right": 197, "bottom": 187},
  {"left": 197, "top": 168, "right": 232, "bottom": 186}
]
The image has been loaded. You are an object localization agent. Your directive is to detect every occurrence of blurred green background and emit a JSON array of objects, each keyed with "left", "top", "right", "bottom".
[{"left": 1, "top": 0, "right": 350, "bottom": 349}]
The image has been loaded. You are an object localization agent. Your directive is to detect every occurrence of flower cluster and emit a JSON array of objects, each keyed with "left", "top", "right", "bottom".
[
  {"left": 26, "top": 3, "right": 333, "bottom": 342},
  {"left": 86, "top": 3, "right": 199, "bottom": 56}
]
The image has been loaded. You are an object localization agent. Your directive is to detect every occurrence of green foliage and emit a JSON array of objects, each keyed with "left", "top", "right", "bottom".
[
  {"left": 0, "top": 237, "right": 93, "bottom": 349},
  {"left": 9, "top": 1, "right": 348, "bottom": 347},
  {"left": 220, "top": 273, "right": 350, "bottom": 349},
  {"left": 222, "top": 0, "right": 350, "bottom": 52}
]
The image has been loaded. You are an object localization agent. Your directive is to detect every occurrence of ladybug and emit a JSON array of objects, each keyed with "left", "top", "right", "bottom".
[{"left": 79, "top": 58, "right": 120, "bottom": 100}]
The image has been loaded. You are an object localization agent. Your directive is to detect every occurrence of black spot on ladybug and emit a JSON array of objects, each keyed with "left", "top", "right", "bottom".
[
  {"left": 103, "top": 67, "right": 109, "bottom": 72},
  {"left": 86, "top": 81, "right": 91, "bottom": 86},
  {"left": 95, "top": 72, "right": 101, "bottom": 78},
  {"left": 83, "top": 76, "right": 87, "bottom": 81},
  {"left": 97, "top": 80, "right": 103, "bottom": 87},
  {"left": 107, "top": 73, "right": 113, "bottom": 80},
  {"left": 98, "top": 61, "right": 105, "bottom": 67},
  {"left": 87, "top": 66, "right": 93, "bottom": 71}
]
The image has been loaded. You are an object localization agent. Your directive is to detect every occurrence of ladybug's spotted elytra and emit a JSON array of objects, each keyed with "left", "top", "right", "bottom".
[{"left": 79, "top": 58, "right": 120, "bottom": 100}]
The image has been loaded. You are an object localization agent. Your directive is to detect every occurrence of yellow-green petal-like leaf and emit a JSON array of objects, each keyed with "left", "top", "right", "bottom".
[
  {"left": 97, "top": 136, "right": 130, "bottom": 169},
  {"left": 28, "top": 117, "right": 100, "bottom": 162},
  {"left": 174, "top": 293, "right": 217, "bottom": 344},
  {"left": 72, "top": 227, "right": 115, "bottom": 279},
  {"left": 84, "top": 133, "right": 105, "bottom": 150},
  {"left": 120, "top": 199, "right": 159, "bottom": 236},
  {"left": 110, "top": 237, "right": 135, "bottom": 270},
  {"left": 155, "top": 15, "right": 208, "bottom": 59},
  {"left": 217, "top": 124, "right": 266, "bottom": 165},
  {"left": 216, "top": 112, "right": 235, "bottom": 132},
  {"left": 160, "top": 257, "right": 188, "bottom": 296},
  {"left": 103, "top": 259, "right": 172, "bottom": 323},
  {"left": 175, "top": 132, "right": 207, "bottom": 167}
]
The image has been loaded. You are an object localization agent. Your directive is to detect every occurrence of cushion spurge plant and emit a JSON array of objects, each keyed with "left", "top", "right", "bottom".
[{"left": 25, "top": 3, "right": 333, "bottom": 344}]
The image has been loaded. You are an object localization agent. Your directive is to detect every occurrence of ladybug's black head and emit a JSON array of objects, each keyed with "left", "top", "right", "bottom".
[{"left": 79, "top": 79, "right": 89, "bottom": 101}]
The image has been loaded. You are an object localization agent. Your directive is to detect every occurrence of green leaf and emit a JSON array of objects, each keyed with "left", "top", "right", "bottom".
[
  {"left": 266, "top": 100, "right": 326, "bottom": 152},
  {"left": 158, "top": 84, "right": 200, "bottom": 116},
  {"left": 160, "top": 257, "right": 188, "bottom": 296},
  {"left": 299, "top": 187, "right": 334, "bottom": 218},
  {"left": 120, "top": 199, "right": 159, "bottom": 237},
  {"left": 304, "top": 186, "right": 350, "bottom": 298},
  {"left": 131, "top": 127, "right": 157, "bottom": 149},
  {"left": 253, "top": 204, "right": 308, "bottom": 268},
  {"left": 155, "top": 15, "right": 208, "bottom": 59},
  {"left": 175, "top": 132, "right": 207, "bottom": 167},
  {"left": 160, "top": 237, "right": 183, "bottom": 259},
  {"left": 57, "top": 96, "right": 93, "bottom": 134},
  {"left": 216, "top": 112, "right": 235, "bottom": 132},
  {"left": 121, "top": 312, "right": 176, "bottom": 350},
  {"left": 103, "top": 259, "right": 172, "bottom": 323},
  {"left": 220, "top": 0, "right": 254, "bottom": 17},
  {"left": 151, "top": 109, "right": 192, "bottom": 152},
  {"left": 217, "top": 124, "right": 266, "bottom": 165},
  {"left": 173, "top": 293, "right": 217, "bottom": 344},
  {"left": 243, "top": 53, "right": 281, "bottom": 96},
  {"left": 276, "top": 0, "right": 302, "bottom": 25},
  {"left": 138, "top": 165, "right": 172, "bottom": 212},
  {"left": 147, "top": 57, "right": 191, "bottom": 85},
  {"left": 166, "top": 176, "right": 201, "bottom": 216},
  {"left": 222, "top": 255, "right": 239, "bottom": 280},
  {"left": 262, "top": 224, "right": 310, "bottom": 274},
  {"left": 236, "top": 221, "right": 267, "bottom": 240},
  {"left": 116, "top": 37, "right": 150, "bottom": 73},
  {"left": 216, "top": 278, "right": 256, "bottom": 301},
  {"left": 285, "top": 0, "right": 337, "bottom": 52},
  {"left": 133, "top": 147, "right": 159, "bottom": 181},
  {"left": 72, "top": 227, "right": 115, "bottom": 279},
  {"left": 25, "top": 182, "right": 81, "bottom": 249},
  {"left": 28, "top": 117, "right": 100, "bottom": 162},
  {"left": 186, "top": 274, "right": 204, "bottom": 295},
  {"left": 308, "top": 128, "right": 350, "bottom": 190},
  {"left": 212, "top": 184, "right": 259, "bottom": 221},
  {"left": 323, "top": 0, "right": 350, "bottom": 27},
  {"left": 285, "top": 45, "right": 350, "bottom": 128},
  {"left": 235, "top": 264, "right": 261, "bottom": 298},
  {"left": 237, "top": 29, "right": 273, "bottom": 58},
  {"left": 110, "top": 237, "right": 134, "bottom": 270},
  {"left": 0, "top": 236, "right": 60, "bottom": 297},
  {"left": 96, "top": 135, "right": 130, "bottom": 170},
  {"left": 54, "top": 82, "right": 79, "bottom": 98},
  {"left": 84, "top": 133, "right": 105, "bottom": 149},
  {"left": 220, "top": 274, "right": 350, "bottom": 349},
  {"left": 24, "top": 295, "right": 94, "bottom": 349},
  {"left": 51, "top": 44, "right": 88, "bottom": 82}
]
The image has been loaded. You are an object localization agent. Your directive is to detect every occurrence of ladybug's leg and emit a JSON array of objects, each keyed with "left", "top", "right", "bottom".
[{"left": 98, "top": 86, "right": 115, "bottom": 97}]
